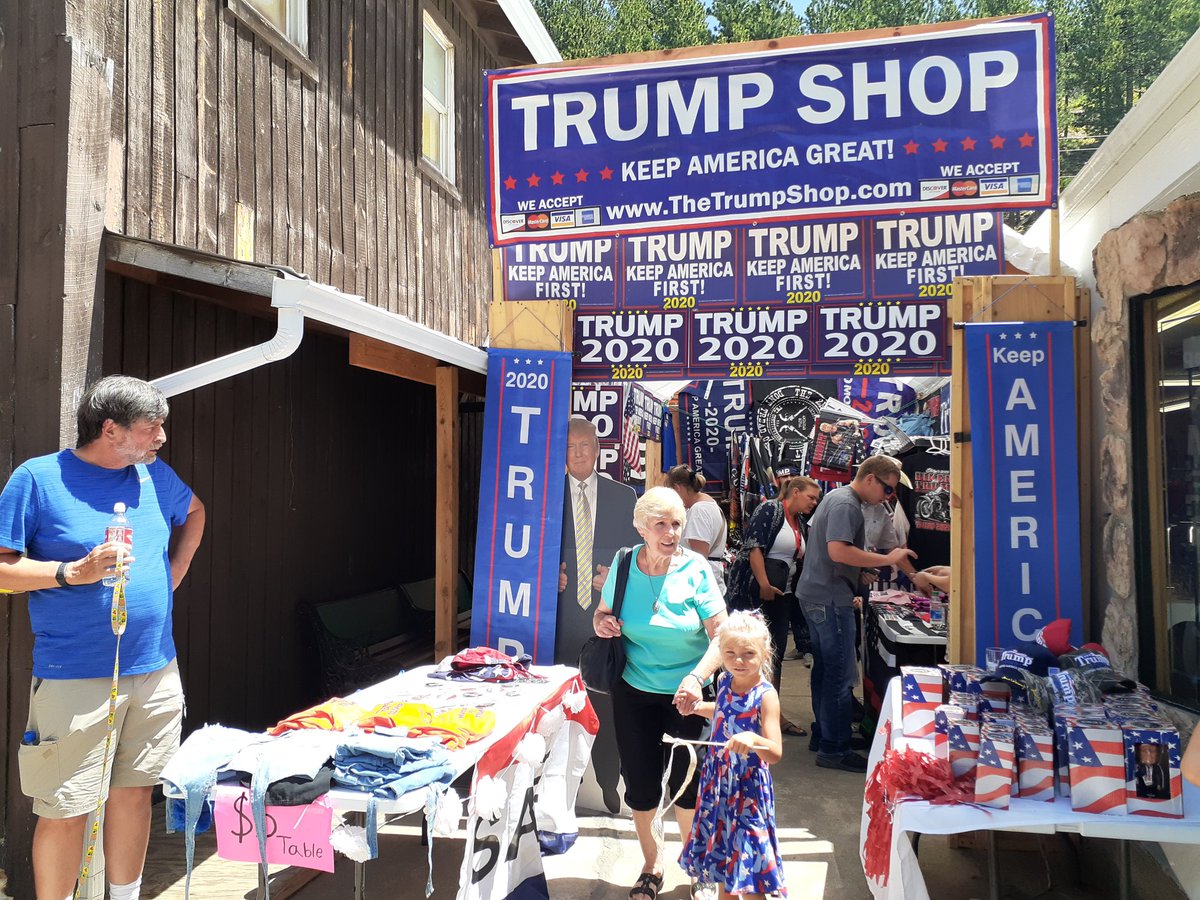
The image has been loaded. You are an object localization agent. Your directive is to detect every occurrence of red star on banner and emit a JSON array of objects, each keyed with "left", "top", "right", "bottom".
[
  {"left": 1018, "top": 132, "right": 1035, "bottom": 148},
  {"left": 990, "top": 134, "right": 1006, "bottom": 149},
  {"left": 931, "top": 138, "right": 948, "bottom": 153},
  {"left": 551, "top": 171, "right": 565, "bottom": 185},
  {"left": 903, "top": 139, "right": 920, "bottom": 155},
  {"left": 961, "top": 136, "right": 977, "bottom": 151},
  {"left": 503, "top": 176, "right": 517, "bottom": 190},
  {"left": 526, "top": 173, "right": 541, "bottom": 187},
  {"left": 575, "top": 168, "right": 589, "bottom": 183},
  {"left": 600, "top": 166, "right": 614, "bottom": 180}
]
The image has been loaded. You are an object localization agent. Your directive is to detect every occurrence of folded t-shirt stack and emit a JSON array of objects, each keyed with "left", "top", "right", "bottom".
[{"left": 269, "top": 698, "right": 370, "bottom": 734}]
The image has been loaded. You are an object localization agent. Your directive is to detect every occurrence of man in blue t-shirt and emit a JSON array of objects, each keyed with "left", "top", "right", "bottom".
[{"left": 0, "top": 376, "right": 205, "bottom": 900}]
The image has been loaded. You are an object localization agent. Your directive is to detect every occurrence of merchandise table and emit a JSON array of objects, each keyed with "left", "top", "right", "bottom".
[
  {"left": 862, "top": 601, "right": 946, "bottom": 715},
  {"left": 860, "top": 677, "right": 1200, "bottom": 900},
  {"left": 164, "top": 664, "right": 591, "bottom": 899}
]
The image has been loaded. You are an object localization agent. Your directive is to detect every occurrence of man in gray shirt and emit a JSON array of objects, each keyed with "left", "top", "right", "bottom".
[{"left": 796, "top": 455, "right": 916, "bottom": 771}]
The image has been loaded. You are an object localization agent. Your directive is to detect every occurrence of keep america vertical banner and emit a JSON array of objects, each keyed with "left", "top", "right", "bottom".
[
  {"left": 471, "top": 349, "right": 572, "bottom": 663},
  {"left": 965, "top": 321, "right": 1082, "bottom": 660}
]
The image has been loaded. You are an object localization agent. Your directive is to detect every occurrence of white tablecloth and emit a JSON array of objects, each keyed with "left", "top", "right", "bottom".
[{"left": 860, "top": 677, "right": 1200, "bottom": 900}]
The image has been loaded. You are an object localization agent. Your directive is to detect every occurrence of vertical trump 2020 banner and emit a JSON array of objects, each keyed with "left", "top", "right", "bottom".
[
  {"left": 471, "top": 349, "right": 572, "bottom": 663},
  {"left": 965, "top": 321, "right": 1082, "bottom": 660}
]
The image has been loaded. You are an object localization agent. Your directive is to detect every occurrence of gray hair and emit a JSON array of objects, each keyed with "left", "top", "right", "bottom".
[
  {"left": 633, "top": 486, "right": 686, "bottom": 531},
  {"left": 76, "top": 376, "right": 169, "bottom": 447}
]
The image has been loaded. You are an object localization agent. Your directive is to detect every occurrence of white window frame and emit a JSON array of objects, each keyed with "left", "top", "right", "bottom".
[
  {"left": 226, "top": 0, "right": 314, "bottom": 79},
  {"left": 421, "top": 10, "right": 456, "bottom": 185}
]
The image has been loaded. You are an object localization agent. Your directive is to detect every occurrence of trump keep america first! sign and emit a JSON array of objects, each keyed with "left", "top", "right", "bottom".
[{"left": 485, "top": 15, "right": 1057, "bottom": 245}]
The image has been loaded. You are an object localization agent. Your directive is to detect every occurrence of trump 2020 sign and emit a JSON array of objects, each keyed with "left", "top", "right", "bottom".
[
  {"left": 485, "top": 15, "right": 1056, "bottom": 244},
  {"left": 471, "top": 349, "right": 572, "bottom": 662},
  {"left": 965, "top": 322, "right": 1082, "bottom": 660}
]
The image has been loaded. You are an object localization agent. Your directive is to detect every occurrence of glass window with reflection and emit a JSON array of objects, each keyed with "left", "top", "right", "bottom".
[
  {"left": 1136, "top": 285, "right": 1200, "bottom": 709},
  {"left": 422, "top": 11, "right": 455, "bottom": 183}
]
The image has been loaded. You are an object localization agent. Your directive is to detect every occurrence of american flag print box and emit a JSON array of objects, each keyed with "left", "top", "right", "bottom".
[
  {"left": 975, "top": 724, "right": 1016, "bottom": 809},
  {"left": 1016, "top": 725, "right": 1055, "bottom": 801},
  {"left": 1122, "top": 722, "right": 1184, "bottom": 818},
  {"left": 900, "top": 666, "right": 944, "bottom": 738},
  {"left": 1067, "top": 720, "right": 1127, "bottom": 815}
]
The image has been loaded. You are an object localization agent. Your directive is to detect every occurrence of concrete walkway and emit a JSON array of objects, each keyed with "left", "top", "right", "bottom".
[{"left": 143, "top": 651, "right": 1158, "bottom": 899}]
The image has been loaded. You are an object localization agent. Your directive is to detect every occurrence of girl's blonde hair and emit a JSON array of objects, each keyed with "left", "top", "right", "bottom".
[{"left": 718, "top": 610, "right": 775, "bottom": 682}]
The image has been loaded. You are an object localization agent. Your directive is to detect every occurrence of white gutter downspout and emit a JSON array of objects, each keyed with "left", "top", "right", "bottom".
[{"left": 151, "top": 273, "right": 306, "bottom": 398}]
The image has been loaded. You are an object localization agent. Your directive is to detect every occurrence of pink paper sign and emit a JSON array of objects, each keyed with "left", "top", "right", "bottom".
[{"left": 214, "top": 786, "right": 335, "bottom": 872}]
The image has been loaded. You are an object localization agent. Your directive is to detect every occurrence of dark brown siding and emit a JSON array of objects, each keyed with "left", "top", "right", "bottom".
[
  {"left": 104, "top": 0, "right": 498, "bottom": 347},
  {"left": 102, "top": 274, "right": 484, "bottom": 730}
]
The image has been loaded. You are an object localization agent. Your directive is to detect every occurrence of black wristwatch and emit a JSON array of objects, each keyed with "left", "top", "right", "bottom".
[{"left": 55, "top": 561, "right": 70, "bottom": 588}]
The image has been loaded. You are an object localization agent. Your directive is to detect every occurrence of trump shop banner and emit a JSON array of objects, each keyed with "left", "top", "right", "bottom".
[
  {"left": 507, "top": 212, "right": 1004, "bottom": 380},
  {"left": 471, "top": 349, "right": 573, "bottom": 663},
  {"left": 965, "top": 322, "right": 1082, "bottom": 661},
  {"left": 486, "top": 15, "right": 1056, "bottom": 244}
]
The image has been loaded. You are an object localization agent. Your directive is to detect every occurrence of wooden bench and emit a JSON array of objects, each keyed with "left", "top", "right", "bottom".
[
  {"left": 307, "top": 588, "right": 425, "bottom": 696},
  {"left": 307, "top": 573, "right": 474, "bottom": 697}
]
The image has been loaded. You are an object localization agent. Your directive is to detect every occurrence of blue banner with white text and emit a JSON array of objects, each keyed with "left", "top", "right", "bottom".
[
  {"left": 486, "top": 15, "right": 1056, "bottom": 244},
  {"left": 471, "top": 349, "right": 572, "bottom": 663},
  {"left": 965, "top": 322, "right": 1082, "bottom": 661}
]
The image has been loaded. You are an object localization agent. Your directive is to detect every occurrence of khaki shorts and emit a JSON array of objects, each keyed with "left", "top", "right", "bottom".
[{"left": 18, "top": 659, "right": 184, "bottom": 818}]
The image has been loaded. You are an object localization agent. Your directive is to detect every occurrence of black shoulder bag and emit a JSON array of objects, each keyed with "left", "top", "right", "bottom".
[{"left": 577, "top": 547, "right": 633, "bottom": 694}]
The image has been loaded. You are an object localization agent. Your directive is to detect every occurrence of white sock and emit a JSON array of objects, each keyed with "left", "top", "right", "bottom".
[{"left": 108, "top": 876, "right": 142, "bottom": 900}]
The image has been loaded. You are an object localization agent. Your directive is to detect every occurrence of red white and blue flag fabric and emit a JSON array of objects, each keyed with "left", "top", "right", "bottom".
[
  {"left": 622, "top": 393, "right": 643, "bottom": 478},
  {"left": 900, "top": 667, "right": 944, "bottom": 738},
  {"left": 458, "top": 676, "right": 598, "bottom": 900},
  {"left": 975, "top": 731, "right": 1015, "bottom": 808},
  {"left": 1016, "top": 728, "right": 1055, "bottom": 801},
  {"left": 1067, "top": 723, "right": 1127, "bottom": 815}
]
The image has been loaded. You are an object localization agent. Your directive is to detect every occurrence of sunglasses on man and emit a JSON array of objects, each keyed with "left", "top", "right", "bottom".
[{"left": 873, "top": 474, "right": 896, "bottom": 496}]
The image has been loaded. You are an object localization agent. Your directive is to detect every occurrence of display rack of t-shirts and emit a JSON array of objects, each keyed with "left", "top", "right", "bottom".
[{"left": 896, "top": 437, "right": 952, "bottom": 569}]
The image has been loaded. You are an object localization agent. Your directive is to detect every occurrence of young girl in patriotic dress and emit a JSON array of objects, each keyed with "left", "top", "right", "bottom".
[{"left": 680, "top": 611, "right": 786, "bottom": 899}]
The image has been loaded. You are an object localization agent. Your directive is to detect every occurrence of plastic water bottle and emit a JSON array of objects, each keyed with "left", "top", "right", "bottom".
[
  {"left": 102, "top": 503, "right": 132, "bottom": 587},
  {"left": 928, "top": 596, "right": 945, "bottom": 626}
]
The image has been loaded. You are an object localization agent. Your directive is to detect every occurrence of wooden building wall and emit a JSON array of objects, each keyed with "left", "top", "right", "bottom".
[
  {"left": 101, "top": 0, "right": 502, "bottom": 346},
  {"left": 103, "top": 272, "right": 484, "bottom": 731}
]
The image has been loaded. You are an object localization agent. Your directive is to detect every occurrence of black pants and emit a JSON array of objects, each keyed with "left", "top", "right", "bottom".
[
  {"left": 733, "top": 557, "right": 792, "bottom": 683},
  {"left": 611, "top": 678, "right": 705, "bottom": 811}
]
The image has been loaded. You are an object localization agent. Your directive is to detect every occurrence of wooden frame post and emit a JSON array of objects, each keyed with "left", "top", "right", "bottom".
[{"left": 435, "top": 364, "right": 460, "bottom": 661}]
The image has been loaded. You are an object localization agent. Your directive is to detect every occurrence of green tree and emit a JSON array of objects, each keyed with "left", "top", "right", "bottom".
[
  {"left": 711, "top": 0, "right": 804, "bottom": 43},
  {"left": 534, "top": 0, "right": 1200, "bottom": 217}
]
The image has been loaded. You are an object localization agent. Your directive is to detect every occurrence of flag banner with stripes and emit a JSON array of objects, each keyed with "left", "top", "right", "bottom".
[
  {"left": 965, "top": 321, "right": 1083, "bottom": 661},
  {"left": 621, "top": 392, "right": 643, "bottom": 478}
]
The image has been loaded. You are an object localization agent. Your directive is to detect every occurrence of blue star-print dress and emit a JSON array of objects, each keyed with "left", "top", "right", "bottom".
[{"left": 679, "top": 673, "right": 786, "bottom": 896}]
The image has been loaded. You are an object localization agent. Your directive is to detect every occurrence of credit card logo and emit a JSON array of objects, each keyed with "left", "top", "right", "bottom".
[
  {"left": 920, "top": 180, "right": 950, "bottom": 201},
  {"left": 500, "top": 213, "right": 526, "bottom": 233},
  {"left": 550, "top": 211, "right": 575, "bottom": 228},
  {"left": 951, "top": 179, "right": 978, "bottom": 198},
  {"left": 979, "top": 178, "right": 1010, "bottom": 197},
  {"left": 1010, "top": 174, "right": 1040, "bottom": 195},
  {"left": 527, "top": 213, "right": 549, "bottom": 230},
  {"left": 577, "top": 207, "right": 600, "bottom": 226}
]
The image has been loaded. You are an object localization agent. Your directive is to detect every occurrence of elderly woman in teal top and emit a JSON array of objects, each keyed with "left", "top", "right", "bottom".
[{"left": 593, "top": 486, "right": 728, "bottom": 900}]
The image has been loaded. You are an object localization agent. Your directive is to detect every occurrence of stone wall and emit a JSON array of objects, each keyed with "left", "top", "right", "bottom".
[{"left": 1091, "top": 192, "right": 1200, "bottom": 692}]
